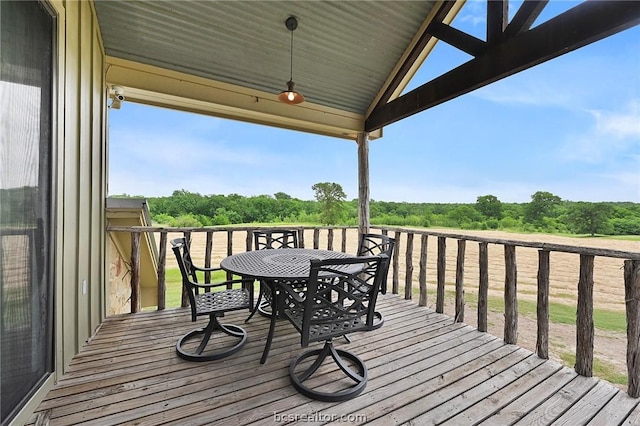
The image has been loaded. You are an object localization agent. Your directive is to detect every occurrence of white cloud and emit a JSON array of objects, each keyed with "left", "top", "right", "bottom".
[
  {"left": 589, "top": 100, "right": 640, "bottom": 140},
  {"left": 558, "top": 100, "right": 640, "bottom": 163}
]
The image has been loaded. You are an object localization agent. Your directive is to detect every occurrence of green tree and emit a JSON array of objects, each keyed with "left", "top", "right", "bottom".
[
  {"left": 311, "top": 182, "right": 346, "bottom": 225},
  {"left": 446, "top": 205, "right": 483, "bottom": 228},
  {"left": 274, "top": 192, "right": 292, "bottom": 200},
  {"left": 524, "top": 191, "right": 562, "bottom": 224},
  {"left": 475, "top": 194, "right": 503, "bottom": 219},
  {"left": 565, "top": 202, "right": 614, "bottom": 236}
]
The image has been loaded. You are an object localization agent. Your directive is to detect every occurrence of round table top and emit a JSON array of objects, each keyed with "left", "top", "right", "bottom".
[{"left": 220, "top": 248, "right": 353, "bottom": 280}]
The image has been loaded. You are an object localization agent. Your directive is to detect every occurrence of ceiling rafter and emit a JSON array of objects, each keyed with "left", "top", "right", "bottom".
[
  {"left": 365, "top": 0, "right": 640, "bottom": 133},
  {"left": 504, "top": 0, "right": 549, "bottom": 37},
  {"left": 369, "top": 1, "right": 458, "bottom": 111}
]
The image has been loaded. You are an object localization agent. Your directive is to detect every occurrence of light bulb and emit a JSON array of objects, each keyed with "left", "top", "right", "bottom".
[{"left": 287, "top": 92, "right": 295, "bottom": 101}]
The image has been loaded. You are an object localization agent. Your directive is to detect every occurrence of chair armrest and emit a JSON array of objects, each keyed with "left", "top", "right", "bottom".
[
  {"left": 192, "top": 265, "right": 225, "bottom": 273},
  {"left": 275, "top": 279, "right": 306, "bottom": 304},
  {"left": 192, "top": 277, "right": 254, "bottom": 291}
]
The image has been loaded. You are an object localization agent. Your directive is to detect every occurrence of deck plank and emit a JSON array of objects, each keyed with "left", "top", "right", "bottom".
[{"left": 26, "top": 294, "right": 635, "bottom": 426}]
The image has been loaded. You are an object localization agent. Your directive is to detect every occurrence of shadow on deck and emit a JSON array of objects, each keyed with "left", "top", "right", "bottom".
[{"left": 30, "top": 294, "right": 639, "bottom": 425}]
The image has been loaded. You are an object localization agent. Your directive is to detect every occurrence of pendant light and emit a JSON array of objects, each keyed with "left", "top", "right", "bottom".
[{"left": 277, "top": 16, "right": 305, "bottom": 104}]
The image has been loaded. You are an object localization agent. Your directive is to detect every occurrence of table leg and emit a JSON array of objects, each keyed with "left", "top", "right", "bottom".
[{"left": 260, "top": 282, "right": 279, "bottom": 364}]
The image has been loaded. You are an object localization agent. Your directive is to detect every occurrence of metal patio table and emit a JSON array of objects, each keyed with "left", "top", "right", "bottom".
[{"left": 220, "top": 248, "right": 356, "bottom": 364}]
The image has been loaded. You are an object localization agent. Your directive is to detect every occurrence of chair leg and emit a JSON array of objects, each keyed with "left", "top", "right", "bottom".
[
  {"left": 372, "top": 311, "right": 384, "bottom": 329},
  {"left": 176, "top": 315, "right": 247, "bottom": 362},
  {"left": 289, "top": 341, "right": 368, "bottom": 402}
]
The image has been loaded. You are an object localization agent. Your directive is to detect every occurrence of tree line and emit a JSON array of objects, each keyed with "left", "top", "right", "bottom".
[{"left": 117, "top": 186, "right": 640, "bottom": 236}]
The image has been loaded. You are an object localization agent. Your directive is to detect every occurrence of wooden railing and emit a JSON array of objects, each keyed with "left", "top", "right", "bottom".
[{"left": 106, "top": 224, "right": 640, "bottom": 397}]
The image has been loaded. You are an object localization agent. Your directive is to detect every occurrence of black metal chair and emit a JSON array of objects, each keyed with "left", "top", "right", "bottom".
[
  {"left": 356, "top": 233, "right": 395, "bottom": 329},
  {"left": 171, "top": 237, "right": 251, "bottom": 361},
  {"left": 282, "top": 254, "right": 388, "bottom": 402},
  {"left": 246, "top": 229, "right": 300, "bottom": 321}
]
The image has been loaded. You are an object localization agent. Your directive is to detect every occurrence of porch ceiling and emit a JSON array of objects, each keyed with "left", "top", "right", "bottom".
[
  {"left": 95, "top": 0, "right": 459, "bottom": 139},
  {"left": 95, "top": 1, "right": 640, "bottom": 140}
]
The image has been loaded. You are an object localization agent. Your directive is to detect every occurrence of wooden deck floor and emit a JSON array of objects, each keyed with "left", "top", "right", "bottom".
[{"left": 29, "top": 294, "right": 639, "bottom": 426}]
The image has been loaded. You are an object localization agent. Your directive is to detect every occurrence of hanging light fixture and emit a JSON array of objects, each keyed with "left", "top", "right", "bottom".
[{"left": 277, "top": 16, "right": 305, "bottom": 105}]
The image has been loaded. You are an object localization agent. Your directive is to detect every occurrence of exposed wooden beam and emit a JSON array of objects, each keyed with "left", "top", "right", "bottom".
[
  {"left": 365, "top": 0, "right": 640, "bottom": 133},
  {"left": 487, "top": 0, "right": 508, "bottom": 43},
  {"left": 371, "top": 1, "right": 457, "bottom": 109},
  {"left": 505, "top": 0, "right": 549, "bottom": 37},
  {"left": 427, "top": 21, "right": 486, "bottom": 57}
]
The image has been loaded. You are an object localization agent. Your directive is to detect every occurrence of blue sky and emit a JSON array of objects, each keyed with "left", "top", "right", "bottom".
[{"left": 108, "top": 2, "right": 639, "bottom": 204}]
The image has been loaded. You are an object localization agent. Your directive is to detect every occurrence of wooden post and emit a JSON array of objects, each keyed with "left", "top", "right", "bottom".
[
  {"left": 536, "top": 250, "right": 550, "bottom": 359},
  {"left": 576, "top": 254, "right": 594, "bottom": 377},
  {"left": 357, "top": 132, "right": 370, "bottom": 237},
  {"left": 341, "top": 228, "right": 347, "bottom": 253},
  {"left": 455, "top": 239, "right": 466, "bottom": 322},
  {"left": 418, "top": 234, "right": 428, "bottom": 306},
  {"left": 313, "top": 228, "right": 320, "bottom": 249},
  {"left": 504, "top": 244, "right": 517, "bottom": 344},
  {"left": 245, "top": 230, "right": 252, "bottom": 251},
  {"left": 226, "top": 230, "right": 233, "bottom": 284},
  {"left": 624, "top": 260, "right": 640, "bottom": 397},
  {"left": 405, "top": 232, "right": 414, "bottom": 300},
  {"left": 478, "top": 242, "right": 489, "bottom": 332},
  {"left": 392, "top": 231, "right": 401, "bottom": 294},
  {"left": 205, "top": 231, "right": 213, "bottom": 283},
  {"left": 130, "top": 231, "right": 141, "bottom": 313},
  {"left": 327, "top": 228, "right": 334, "bottom": 251},
  {"left": 156, "top": 231, "right": 167, "bottom": 310},
  {"left": 436, "top": 236, "right": 446, "bottom": 314},
  {"left": 298, "top": 228, "right": 305, "bottom": 248}
]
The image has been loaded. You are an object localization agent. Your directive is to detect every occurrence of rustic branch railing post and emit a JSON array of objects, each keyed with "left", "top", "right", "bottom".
[
  {"left": 245, "top": 229, "right": 252, "bottom": 251},
  {"left": 226, "top": 230, "right": 233, "bottom": 283},
  {"left": 504, "top": 244, "right": 517, "bottom": 344},
  {"left": 327, "top": 228, "right": 334, "bottom": 251},
  {"left": 436, "top": 236, "right": 446, "bottom": 314},
  {"left": 130, "top": 231, "right": 141, "bottom": 313},
  {"left": 156, "top": 231, "right": 167, "bottom": 310},
  {"left": 455, "top": 239, "right": 466, "bottom": 323},
  {"left": 204, "top": 231, "right": 213, "bottom": 283},
  {"left": 404, "top": 232, "right": 414, "bottom": 300},
  {"left": 576, "top": 254, "right": 595, "bottom": 377},
  {"left": 418, "top": 234, "right": 428, "bottom": 306},
  {"left": 298, "top": 228, "right": 305, "bottom": 248},
  {"left": 341, "top": 228, "right": 347, "bottom": 252},
  {"left": 478, "top": 242, "right": 489, "bottom": 332},
  {"left": 625, "top": 259, "right": 640, "bottom": 397},
  {"left": 536, "top": 250, "right": 550, "bottom": 359},
  {"left": 313, "top": 229, "right": 320, "bottom": 249},
  {"left": 392, "top": 231, "right": 401, "bottom": 294}
]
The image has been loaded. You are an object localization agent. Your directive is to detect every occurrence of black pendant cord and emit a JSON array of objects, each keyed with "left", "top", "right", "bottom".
[{"left": 289, "top": 29, "right": 294, "bottom": 82}]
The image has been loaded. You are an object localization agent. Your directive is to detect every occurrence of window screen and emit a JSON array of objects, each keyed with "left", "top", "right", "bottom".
[{"left": 0, "top": 1, "right": 55, "bottom": 424}]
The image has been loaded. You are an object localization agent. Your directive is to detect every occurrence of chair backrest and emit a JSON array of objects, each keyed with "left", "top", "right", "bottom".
[
  {"left": 253, "top": 229, "right": 299, "bottom": 250},
  {"left": 357, "top": 233, "right": 395, "bottom": 293},
  {"left": 299, "top": 255, "right": 388, "bottom": 346},
  {"left": 171, "top": 237, "right": 199, "bottom": 313}
]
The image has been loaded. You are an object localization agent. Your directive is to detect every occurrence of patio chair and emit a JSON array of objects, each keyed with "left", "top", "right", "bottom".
[
  {"left": 356, "top": 233, "right": 395, "bottom": 329},
  {"left": 171, "top": 237, "right": 251, "bottom": 361},
  {"left": 246, "top": 229, "right": 300, "bottom": 321},
  {"left": 282, "top": 254, "right": 388, "bottom": 401}
]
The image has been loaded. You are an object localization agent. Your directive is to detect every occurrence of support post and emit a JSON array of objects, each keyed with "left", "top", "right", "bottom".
[{"left": 357, "top": 132, "right": 370, "bottom": 238}]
